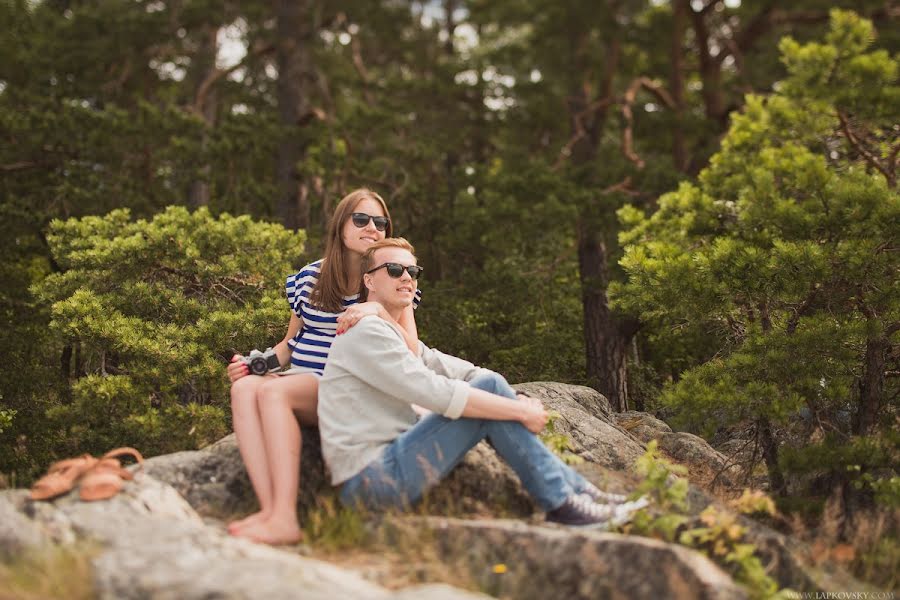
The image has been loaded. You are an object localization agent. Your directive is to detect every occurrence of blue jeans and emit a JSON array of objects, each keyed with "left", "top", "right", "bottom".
[{"left": 339, "top": 372, "right": 593, "bottom": 512}]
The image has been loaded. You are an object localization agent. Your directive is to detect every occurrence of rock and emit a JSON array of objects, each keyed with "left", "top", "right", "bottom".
[
  {"left": 144, "top": 427, "right": 327, "bottom": 518},
  {"left": 614, "top": 410, "right": 673, "bottom": 443},
  {"left": 398, "top": 516, "right": 747, "bottom": 600},
  {"left": 517, "top": 382, "right": 646, "bottom": 471},
  {"left": 430, "top": 442, "right": 535, "bottom": 516},
  {"left": 0, "top": 492, "right": 51, "bottom": 560},
  {"left": 516, "top": 381, "right": 614, "bottom": 423},
  {"left": 657, "top": 432, "right": 742, "bottom": 488},
  {"left": 1, "top": 478, "right": 488, "bottom": 600},
  {"left": 144, "top": 382, "right": 646, "bottom": 518}
]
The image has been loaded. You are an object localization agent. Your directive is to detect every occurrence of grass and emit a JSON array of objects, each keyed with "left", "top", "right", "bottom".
[
  {"left": 0, "top": 544, "right": 96, "bottom": 600},
  {"left": 787, "top": 493, "right": 900, "bottom": 592},
  {"left": 298, "top": 494, "right": 486, "bottom": 594}
]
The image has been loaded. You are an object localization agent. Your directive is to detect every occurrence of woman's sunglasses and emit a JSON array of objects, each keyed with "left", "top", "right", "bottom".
[
  {"left": 351, "top": 212, "right": 390, "bottom": 232},
  {"left": 366, "top": 262, "right": 424, "bottom": 280}
]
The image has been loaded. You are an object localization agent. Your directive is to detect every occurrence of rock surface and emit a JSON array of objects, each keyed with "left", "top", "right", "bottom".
[
  {"left": 516, "top": 382, "right": 646, "bottom": 471},
  {"left": 0, "top": 479, "right": 488, "bottom": 600},
  {"left": 401, "top": 516, "right": 748, "bottom": 600},
  {"left": 657, "top": 431, "right": 742, "bottom": 488},
  {"left": 614, "top": 410, "right": 673, "bottom": 443},
  {"left": 3, "top": 381, "right": 865, "bottom": 598}
]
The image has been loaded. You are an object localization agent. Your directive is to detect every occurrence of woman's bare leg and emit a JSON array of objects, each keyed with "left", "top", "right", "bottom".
[
  {"left": 235, "top": 374, "right": 318, "bottom": 545},
  {"left": 228, "top": 374, "right": 278, "bottom": 532}
]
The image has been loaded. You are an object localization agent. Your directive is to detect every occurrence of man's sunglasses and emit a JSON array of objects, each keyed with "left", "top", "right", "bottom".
[
  {"left": 351, "top": 212, "right": 390, "bottom": 232},
  {"left": 366, "top": 262, "right": 424, "bottom": 280}
]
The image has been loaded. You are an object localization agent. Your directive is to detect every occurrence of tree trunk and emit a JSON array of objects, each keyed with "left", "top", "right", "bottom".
[
  {"left": 188, "top": 24, "right": 218, "bottom": 208},
  {"left": 757, "top": 417, "right": 787, "bottom": 496},
  {"left": 564, "top": 24, "right": 635, "bottom": 411},
  {"left": 670, "top": 0, "right": 688, "bottom": 171},
  {"left": 275, "top": 0, "right": 316, "bottom": 230},
  {"left": 577, "top": 221, "right": 634, "bottom": 411},
  {"left": 854, "top": 330, "right": 887, "bottom": 436},
  {"left": 688, "top": 6, "right": 728, "bottom": 126}
]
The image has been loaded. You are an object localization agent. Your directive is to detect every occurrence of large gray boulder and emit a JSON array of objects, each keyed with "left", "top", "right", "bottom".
[
  {"left": 614, "top": 410, "right": 673, "bottom": 443},
  {"left": 657, "top": 431, "right": 742, "bottom": 488},
  {"left": 516, "top": 382, "right": 646, "bottom": 470},
  {"left": 143, "top": 382, "right": 646, "bottom": 519},
  {"left": 0, "top": 478, "right": 487, "bottom": 600},
  {"left": 78, "top": 381, "right": 865, "bottom": 596}
]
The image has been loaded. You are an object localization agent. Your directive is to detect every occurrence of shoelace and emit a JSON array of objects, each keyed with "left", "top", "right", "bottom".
[
  {"left": 568, "top": 494, "right": 617, "bottom": 520},
  {"left": 583, "top": 482, "right": 628, "bottom": 504}
]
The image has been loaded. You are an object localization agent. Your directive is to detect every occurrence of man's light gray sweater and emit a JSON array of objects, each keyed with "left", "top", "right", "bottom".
[{"left": 318, "top": 315, "right": 491, "bottom": 485}]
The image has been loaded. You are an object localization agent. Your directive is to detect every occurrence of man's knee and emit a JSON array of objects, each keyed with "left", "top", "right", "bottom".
[{"left": 469, "top": 372, "right": 511, "bottom": 396}]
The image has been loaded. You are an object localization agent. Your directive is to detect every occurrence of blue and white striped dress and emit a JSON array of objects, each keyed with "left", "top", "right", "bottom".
[{"left": 284, "top": 260, "right": 422, "bottom": 376}]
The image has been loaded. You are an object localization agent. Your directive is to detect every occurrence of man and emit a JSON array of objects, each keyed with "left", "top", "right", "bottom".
[{"left": 318, "top": 238, "right": 647, "bottom": 527}]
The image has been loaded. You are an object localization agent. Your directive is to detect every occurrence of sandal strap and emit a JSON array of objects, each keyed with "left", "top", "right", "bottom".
[
  {"left": 47, "top": 454, "right": 96, "bottom": 474},
  {"left": 99, "top": 447, "right": 144, "bottom": 476}
]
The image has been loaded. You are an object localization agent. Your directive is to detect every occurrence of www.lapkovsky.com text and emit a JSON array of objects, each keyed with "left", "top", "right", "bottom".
[{"left": 785, "top": 593, "right": 895, "bottom": 600}]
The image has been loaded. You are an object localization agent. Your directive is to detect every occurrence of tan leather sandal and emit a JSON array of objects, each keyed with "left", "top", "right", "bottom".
[
  {"left": 79, "top": 447, "right": 144, "bottom": 502},
  {"left": 30, "top": 454, "right": 99, "bottom": 501}
]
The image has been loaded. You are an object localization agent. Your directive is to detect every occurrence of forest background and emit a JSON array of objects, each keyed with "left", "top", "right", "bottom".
[{"left": 1, "top": 0, "right": 897, "bottom": 574}]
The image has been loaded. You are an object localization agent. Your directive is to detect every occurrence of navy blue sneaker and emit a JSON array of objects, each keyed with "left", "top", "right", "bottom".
[
  {"left": 546, "top": 494, "right": 641, "bottom": 528},
  {"left": 581, "top": 482, "right": 650, "bottom": 510}
]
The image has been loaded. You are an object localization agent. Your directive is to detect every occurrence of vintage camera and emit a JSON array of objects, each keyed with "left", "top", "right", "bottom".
[{"left": 241, "top": 348, "right": 281, "bottom": 376}]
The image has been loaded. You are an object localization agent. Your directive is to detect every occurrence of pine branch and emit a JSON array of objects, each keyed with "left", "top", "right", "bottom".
[
  {"left": 621, "top": 77, "right": 676, "bottom": 169},
  {"left": 838, "top": 111, "right": 895, "bottom": 188}
]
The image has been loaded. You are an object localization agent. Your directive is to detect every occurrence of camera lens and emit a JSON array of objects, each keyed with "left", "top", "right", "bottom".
[{"left": 249, "top": 357, "right": 268, "bottom": 375}]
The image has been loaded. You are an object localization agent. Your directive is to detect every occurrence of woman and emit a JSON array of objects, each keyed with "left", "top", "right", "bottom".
[{"left": 226, "top": 188, "right": 420, "bottom": 545}]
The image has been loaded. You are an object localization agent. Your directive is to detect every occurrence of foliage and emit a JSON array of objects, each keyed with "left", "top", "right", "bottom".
[
  {"left": 303, "top": 494, "right": 370, "bottom": 552},
  {"left": 0, "top": 407, "right": 14, "bottom": 435},
  {"left": 628, "top": 440, "right": 690, "bottom": 541},
  {"left": 679, "top": 506, "right": 787, "bottom": 600},
  {"left": 0, "top": 5, "right": 897, "bottom": 590},
  {"left": 627, "top": 442, "right": 789, "bottom": 599},
  {"left": 17, "top": 207, "right": 304, "bottom": 462},
  {"left": 615, "top": 11, "right": 899, "bottom": 497}
]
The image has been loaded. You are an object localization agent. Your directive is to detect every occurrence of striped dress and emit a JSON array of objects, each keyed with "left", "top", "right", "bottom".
[{"left": 284, "top": 260, "right": 422, "bottom": 376}]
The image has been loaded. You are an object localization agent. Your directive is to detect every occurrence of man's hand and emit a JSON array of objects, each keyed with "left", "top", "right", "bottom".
[
  {"left": 519, "top": 396, "right": 549, "bottom": 433},
  {"left": 227, "top": 354, "right": 249, "bottom": 383},
  {"left": 336, "top": 301, "right": 384, "bottom": 334}
]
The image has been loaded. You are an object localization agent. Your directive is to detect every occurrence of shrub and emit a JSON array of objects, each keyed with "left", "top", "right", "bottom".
[{"left": 32, "top": 206, "right": 305, "bottom": 458}]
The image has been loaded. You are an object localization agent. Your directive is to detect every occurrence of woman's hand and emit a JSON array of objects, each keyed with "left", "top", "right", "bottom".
[
  {"left": 519, "top": 396, "right": 549, "bottom": 434},
  {"left": 227, "top": 354, "right": 250, "bottom": 383},
  {"left": 336, "top": 301, "right": 384, "bottom": 334}
]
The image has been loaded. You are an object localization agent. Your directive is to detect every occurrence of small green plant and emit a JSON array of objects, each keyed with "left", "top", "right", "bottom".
[
  {"left": 0, "top": 406, "right": 14, "bottom": 435},
  {"left": 303, "top": 495, "right": 370, "bottom": 551},
  {"left": 627, "top": 441, "right": 791, "bottom": 599},
  {"left": 626, "top": 440, "right": 691, "bottom": 541},
  {"left": 540, "top": 410, "right": 583, "bottom": 465},
  {"left": 679, "top": 506, "right": 784, "bottom": 599},
  {"left": 853, "top": 473, "right": 900, "bottom": 508}
]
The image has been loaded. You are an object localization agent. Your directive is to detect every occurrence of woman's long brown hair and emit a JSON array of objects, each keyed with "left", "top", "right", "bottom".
[{"left": 310, "top": 188, "right": 393, "bottom": 312}]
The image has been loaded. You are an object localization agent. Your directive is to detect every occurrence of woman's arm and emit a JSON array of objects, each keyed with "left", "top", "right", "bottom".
[
  {"left": 336, "top": 302, "right": 420, "bottom": 354},
  {"left": 273, "top": 312, "right": 302, "bottom": 366},
  {"left": 395, "top": 303, "right": 420, "bottom": 354}
]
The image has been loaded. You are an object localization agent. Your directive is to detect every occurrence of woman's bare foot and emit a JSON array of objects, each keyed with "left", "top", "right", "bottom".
[
  {"left": 234, "top": 516, "right": 304, "bottom": 546},
  {"left": 227, "top": 510, "right": 270, "bottom": 535}
]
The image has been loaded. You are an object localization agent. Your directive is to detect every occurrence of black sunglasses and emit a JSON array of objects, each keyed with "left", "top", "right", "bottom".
[
  {"left": 366, "top": 262, "right": 424, "bottom": 280},
  {"left": 351, "top": 212, "right": 390, "bottom": 232}
]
